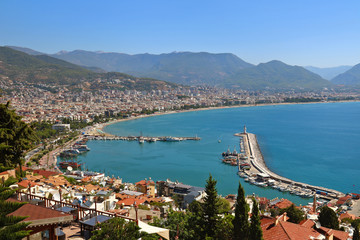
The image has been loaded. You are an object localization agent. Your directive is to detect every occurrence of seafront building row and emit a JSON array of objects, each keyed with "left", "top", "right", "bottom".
[{"left": 1, "top": 77, "right": 359, "bottom": 123}]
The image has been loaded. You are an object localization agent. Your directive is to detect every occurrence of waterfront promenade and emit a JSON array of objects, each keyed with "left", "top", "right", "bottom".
[{"left": 235, "top": 132, "right": 345, "bottom": 199}]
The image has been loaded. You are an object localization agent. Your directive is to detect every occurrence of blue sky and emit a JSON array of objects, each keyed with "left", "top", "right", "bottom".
[{"left": 1, "top": 0, "right": 360, "bottom": 67}]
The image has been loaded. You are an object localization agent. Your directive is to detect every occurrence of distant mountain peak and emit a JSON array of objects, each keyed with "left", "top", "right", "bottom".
[{"left": 331, "top": 63, "right": 360, "bottom": 85}]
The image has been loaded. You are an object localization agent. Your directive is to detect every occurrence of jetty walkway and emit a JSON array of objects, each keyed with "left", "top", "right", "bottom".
[
  {"left": 234, "top": 132, "right": 344, "bottom": 200},
  {"left": 86, "top": 134, "right": 201, "bottom": 142}
]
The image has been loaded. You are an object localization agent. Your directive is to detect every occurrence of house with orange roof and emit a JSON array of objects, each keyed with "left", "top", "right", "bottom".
[
  {"left": 7, "top": 199, "right": 73, "bottom": 240},
  {"left": 17, "top": 179, "right": 39, "bottom": 194},
  {"left": 316, "top": 226, "right": 351, "bottom": 240},
  {"left": 32, "top": 169, "right": 61, "bottom": 179},
  {"left": 261, "top": 213, "right": 351, "bottom": 240},
  {"left": 136, "top": 178, "right": 155, "bottom": 197},
  {"left": 0, "top": 169, "right": 16, "bottom": 181},
  {"left": 336, "top": 195, "right": 353, "bottom": 206},
  {"left": 270, "top": 198, "right": 294, "bottom": 209},
  {"left": 116, "top": 198, "right": 146, "bottom": 208},
  {"left": 339, "top": 212, "right": 359, "bottom": 221}
]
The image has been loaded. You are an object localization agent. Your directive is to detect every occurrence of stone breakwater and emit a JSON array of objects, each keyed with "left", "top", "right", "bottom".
[{"left": 235, "top": 132, "right": 344, "bottom": 200}]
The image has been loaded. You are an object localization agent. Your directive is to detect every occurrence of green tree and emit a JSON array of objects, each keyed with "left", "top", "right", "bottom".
[
  {"left": 318, "top": 206, "right": 339, "bottom": 230},
  {"left": 0, "top": 177, "right": 31, "bottom": 240},
  {"left": 233, "top": 181, "right": 249, "bottom": 240},
  {"left": 218, "top": 197, "right": 231, "bottom": 214},
  {"left": 90, "top": 217, "right": 144, "bottom": 240},
  {"left": 214, "top": 214, "right": 234, "bottom": 240},
  {"left": 249, "top": 198, "right": 263, "bottom": 240},
  {"left": 0, "top": 102, "right": 37, "bottom": 175},
  {"left": 279, "top": 204, "right": 304, "bottom": 224},
  {"left": 354, "top": 225, "right": 360, "bottom": 240},
  {"left": 201, "top": 174, "right": 220, "bottom": 239},
  {"left": 152, "top": 210, "right": 195, "bottom": 240}
]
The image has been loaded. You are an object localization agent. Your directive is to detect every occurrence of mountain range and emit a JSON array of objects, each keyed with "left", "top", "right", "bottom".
[
  {"left": 332, "top": 63, "right": 360, "bottom": 85},
  {"left": 5, "top": 45, "right": 360, "bottom": 88},
  {"left": 304, "top": 66, "right": 353, "bottom": 80},
  {"left": 0, "top": 47, "right": 176, "bottom": 91},
  {"left": 50, "top": 50, "right": 254, "bottom": 86},
  {"left": 225, "top": 60, "right": 331, "bottom": 89}
]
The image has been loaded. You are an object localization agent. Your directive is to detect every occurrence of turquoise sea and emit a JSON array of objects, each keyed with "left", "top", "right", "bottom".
[{"left": 71, "top": 102, "right": 360, "bottom": 205}]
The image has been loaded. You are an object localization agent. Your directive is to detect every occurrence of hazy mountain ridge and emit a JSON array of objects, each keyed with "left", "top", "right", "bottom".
[
  {"left": 6, "top": 45, "right": 45, "bottom": 56},
  {"left": 6, "top": 45, "right": 336, "bottom": 89},
  {"left": 0, "top": 47, "right": 177, "bottom": 91},
  {"left": 50, "top": 50, "right": 254, "bottom": 85},
  {"left": 331, "top": 63, "right": 360, "bottom": 85},
  {"left": 304, "top": 65, "right": 352, "bottom": 80},
  {"left": 225, "top": 60, "right": 331, "bottom": 89}
]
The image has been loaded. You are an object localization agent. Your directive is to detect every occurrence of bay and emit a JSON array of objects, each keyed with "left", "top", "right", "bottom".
[{"left": 73, "top": 102, "right": 360, "bottom": 205}]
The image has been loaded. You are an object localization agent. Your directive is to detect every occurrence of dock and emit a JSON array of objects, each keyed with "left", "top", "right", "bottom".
[
  {"left": 234, "top": 130, "right": 344, "bottom": 200},
  {"left": 85, "top": 134, "right": 201, "bottom": 142}
]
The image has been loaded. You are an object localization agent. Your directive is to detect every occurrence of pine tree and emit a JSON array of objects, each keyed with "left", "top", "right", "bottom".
[
  {"left": 249, "top": 198, "right": 263, "bottom": 240},
  {"left": 0, "top": 178, "right": 31, "bottom": 239},
  {"left": 0, "top": 102, "right": 37, "bottom": 175},
  {"left": 353, "top": 225, "right": 360, "bottom": 240},
  {"left": 318, "top": 206, "right": 339, "bottom": 230},
  {"left": 233, "top": 181, "right": 249, "bottom": 240},
  {"left": 201, "top": 174, "right": 220, "bottom": 239}
]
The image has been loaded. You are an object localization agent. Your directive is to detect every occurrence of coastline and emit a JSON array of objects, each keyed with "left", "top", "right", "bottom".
[
  {"left": 95, "top": 99, "right": 360, "bottom": 133},
  {"left": 88, "top": 100, "right": 359, "bottom": 198}
]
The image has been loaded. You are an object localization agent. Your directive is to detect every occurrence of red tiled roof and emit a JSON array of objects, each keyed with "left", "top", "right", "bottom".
[
  {"left": 299, "top": 219, "right": 315, "bottom": 228},
  {"left": 116, "top": 198, "right": 146, "bottom": 207},
  {"left": 339, "top": 212, "right": 358, "bottom": 221},
  {"left": 274, "top": 199, "right": 293, "bottom": 209},
  {"left": 7, "top": 202, "right": 73, "bottom": 226},
  {"left": 261, "top": 217, "right": 321, "bottom": 240},
  {"left": 0, "top": 171, "right": 10, "bottom": 175},
  {"left": 135, "top": 179, "right": 154, "bottom": 186},
  {"left": 18, "top": 180, "right": 38, "bottom": 188},
  {"left": 336, "top": 195, "right": 352, "bottom": 206},
  {"left": 32, "top": 169, "right": 60, "bottom": 178},
  {"left": 317, "top": 226, "right": 350, "bottom": 240}
]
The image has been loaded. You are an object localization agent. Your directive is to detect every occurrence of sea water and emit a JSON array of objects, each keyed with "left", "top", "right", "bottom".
[{"left": 73, "top": 102, "right": 360, "bottom": 205}]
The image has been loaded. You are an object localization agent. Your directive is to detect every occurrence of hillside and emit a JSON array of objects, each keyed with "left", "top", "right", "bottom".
[
  {"left": 0, "top": 47, "right": 177, "bottom": 91},
  {"left": 304, "top": 65, "right": 352, "bottom": 80},
  {"left": 50, "top": 50, "right": 254, "bottom": 85},
  {"left": 224, "top": 60, "right": 331, "bottom": 90},
  {"left": 331, "top": 63, "right": 360, "bottom": 85},
  {"left": 6, "top": 45, "right": 44, "bottom": 55}
]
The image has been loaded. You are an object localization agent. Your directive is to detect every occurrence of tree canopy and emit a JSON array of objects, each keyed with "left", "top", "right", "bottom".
[
  {"left": 0, "top": 177, "right": 31, "bottom": 240},
  {"left": 0, "top": 102, "right": 37, "bottom": 174},
  {"left": 90, "top": 217, "right": 146, "bottom": 240},
  {"left": 249, "top": 198, "right": 263, "bottom": 240},
  {"left": 279, "top": 204, "right": 304, "bottom": 224},
  {"left": 201, "top": 174, "right": 221, "bottom": 239},
  {"left": 233, "top": 181, "right": 249, "bottom": 240},
  {"left": 318, "top": 206, "right": 339, "bottom": 230}
]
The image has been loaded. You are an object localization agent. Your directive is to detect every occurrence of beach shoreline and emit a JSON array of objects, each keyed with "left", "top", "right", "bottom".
[{"left": 94, "top": 99, "right": 359, "bottom": 134}]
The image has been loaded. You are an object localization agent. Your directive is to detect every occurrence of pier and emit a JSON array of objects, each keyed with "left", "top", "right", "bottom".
[
  {"left": 234, "top": 129, "right": 344, "bottom": 200},
  {"left": 85, "top": 134, "right": 201, "bottom": 142}
]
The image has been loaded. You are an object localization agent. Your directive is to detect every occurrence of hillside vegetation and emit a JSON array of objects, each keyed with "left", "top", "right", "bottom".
[
  {"left": 332, "top": 63, "right": 360, "bottom": 86},
  {"left": 0, "top": 47, "right": 177, "bottom": 91},
  {"left": 224, "top": 60, "right": 331, "bottom": 90}
]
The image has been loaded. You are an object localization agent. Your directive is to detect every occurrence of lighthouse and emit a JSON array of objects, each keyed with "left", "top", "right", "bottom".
[{"left": 243, "top": 125, "right": 247, "bottom": 134}]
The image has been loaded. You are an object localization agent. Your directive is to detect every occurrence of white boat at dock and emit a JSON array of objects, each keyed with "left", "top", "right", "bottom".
[{"left": 165, "top": 137, "right": 181, "bottom": 142}]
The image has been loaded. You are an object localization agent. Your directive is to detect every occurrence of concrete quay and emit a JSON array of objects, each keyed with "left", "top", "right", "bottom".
[
  {"left": 86, "top": 134, "right": 201, "bottom": 142},
  {"left": 234, "top": 132, "right": 345, "bottom": 200}
]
